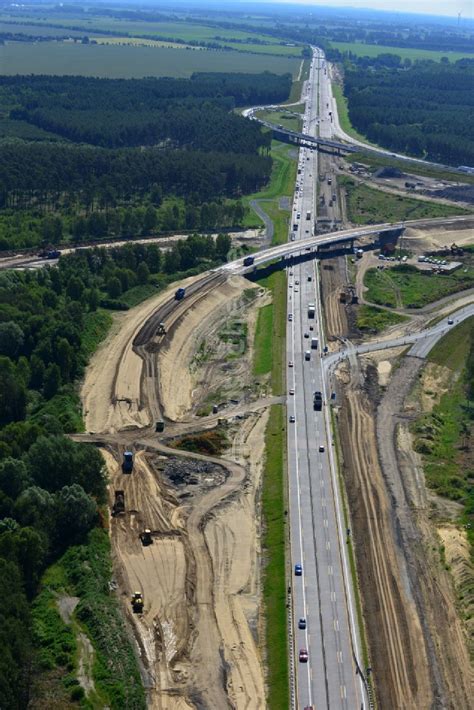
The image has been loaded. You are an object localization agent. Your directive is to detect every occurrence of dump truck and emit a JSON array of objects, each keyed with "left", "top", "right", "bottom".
[
  {"left": 175, "top": 287, "right": 186, "bottom": 300},
  {"left": 140, "top": 529, "right": 153, "bottom": 546},
  {"left": 308, "top": 303, "right": 316, "bottom": 319},
  {"left": 243, "top": 256, "right": 255, "bottom": 267},
  {"left": 112, "top": 490, "right": 125, "bottom": 516},
  {"left": 122, "top": 451, "right": 133, "bottom": 473},
  {"left": 313, "top": 391, "right": 323, "bottom": 411},
  {"left": 311, "top": 337, "right": 318, "bottom": 349},
  {"left": 131, "top": 592, "right": 144, "bottom": 613}
]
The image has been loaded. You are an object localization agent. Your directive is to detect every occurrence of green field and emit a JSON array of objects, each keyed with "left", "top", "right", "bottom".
[
  {"left": 0, "top": 42, "right": 301, "bottom": 77},
  {"left": 356, "top": 304, "right": 408, "bottom": 333},
  {"left": 364, "top": 264, "right": 474, "bottom": 309},
  {"left": 255, "top": 108, "right": 302, "bottom": 133},
  {"left": 339, "top": 176, "right": 470, "bottom": 225},
  {"left": 0, "top": 15, "right": 302, "bottom": 55},
  {"left": 331, "top": 41, "right": 473, "bottom": 63}
]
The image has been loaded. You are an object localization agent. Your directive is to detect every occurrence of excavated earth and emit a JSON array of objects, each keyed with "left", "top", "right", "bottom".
[{"left": 81, "top": 275, "right": 269, "bottom": 709}]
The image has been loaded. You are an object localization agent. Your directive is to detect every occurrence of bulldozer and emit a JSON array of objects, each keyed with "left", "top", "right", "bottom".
[
  {"left": 112, "top": 490, "right": 125, "bottom": 516},
  {"left": 140, "top": 529, "right": 153, "bottom": 546},
  {"left": 131, "top": 592, "right": 144, "bottom": 613}
]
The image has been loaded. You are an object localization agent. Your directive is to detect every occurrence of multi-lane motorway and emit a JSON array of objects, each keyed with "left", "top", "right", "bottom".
[{"left": 286, "top": 52, "right": 365, "bottom": 710}]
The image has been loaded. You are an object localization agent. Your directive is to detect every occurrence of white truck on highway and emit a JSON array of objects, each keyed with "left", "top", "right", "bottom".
[
  {"left": 308, "top": 303, "right": 316, "bottom": 319},
  {"left": 311, "top": 337, "right": 318, "bottom": 349}
]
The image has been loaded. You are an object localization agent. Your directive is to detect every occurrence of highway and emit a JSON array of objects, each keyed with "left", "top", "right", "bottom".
[
  {"left": 286, "top": 53, "right": 365, "bottom": 710},
  {"left": 248, "top": 46, "right": 470, "bottom": 176}
]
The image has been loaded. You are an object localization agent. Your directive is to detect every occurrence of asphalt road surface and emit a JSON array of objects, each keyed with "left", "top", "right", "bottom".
[{"left": 286, "top": 52, "right": 365, "bottom": 710}]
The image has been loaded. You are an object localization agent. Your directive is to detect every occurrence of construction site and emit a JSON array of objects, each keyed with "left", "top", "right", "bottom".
[{"left": 75, "top": 125, "right": 474, "bottom": 709}]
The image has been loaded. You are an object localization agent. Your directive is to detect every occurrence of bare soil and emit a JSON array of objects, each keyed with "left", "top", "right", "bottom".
[{"left": 80, "top": 272, "right": 269, "bottom": 709}]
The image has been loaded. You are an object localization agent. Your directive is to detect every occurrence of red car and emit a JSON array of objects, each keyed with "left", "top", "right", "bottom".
[{"left": 299, "top": 648, "right": 309, "bottom": 663}]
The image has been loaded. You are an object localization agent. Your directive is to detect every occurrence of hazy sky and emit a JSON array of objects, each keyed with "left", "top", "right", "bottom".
[{"left": 271, "top": 0, "right": 473, "bottom": 18}]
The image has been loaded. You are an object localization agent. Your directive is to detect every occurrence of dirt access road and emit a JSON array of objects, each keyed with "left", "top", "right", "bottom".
[
  {"left": 81, "top": 274, "right": 267, "bottom": 708},
  {"left": 318, "top": 208, "right": 473, "bottom": 705}
]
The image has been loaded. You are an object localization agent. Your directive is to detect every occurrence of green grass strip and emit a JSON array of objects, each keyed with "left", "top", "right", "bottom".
[{"left": 262, "top": 403, "right": 289, "bottom": 710}]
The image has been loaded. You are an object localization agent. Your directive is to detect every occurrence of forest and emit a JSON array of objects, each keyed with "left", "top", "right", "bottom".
[
  {"left": 0, "top": 234, "right": 232, "bottom": 707},
  {"left": 0, "top": 71, "right": 288, "bottom": 249},
  {"left": 340, "top": 57, "right": 474, "bottom": 166},
  {"left": 2, "top": 72, "right": 291, "bottom": 147}
]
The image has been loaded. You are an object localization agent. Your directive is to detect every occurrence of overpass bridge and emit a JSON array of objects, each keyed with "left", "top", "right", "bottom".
[
  {"left": 220, "top": 215, "right": 471, "bottom": 277},
  {"left": 250, "top": 115, "right": 357, "bottom": 156}
]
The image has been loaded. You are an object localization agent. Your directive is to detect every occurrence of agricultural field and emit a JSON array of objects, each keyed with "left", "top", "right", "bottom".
[
  {"left": 0, "top": 42, "right": 301, "bottom": 78},
  {"left": 0, "top": 15, "right": 303, "bottom": 55},
  {"left": 330, "top": 41, "right": 473, "bottom": 62}
]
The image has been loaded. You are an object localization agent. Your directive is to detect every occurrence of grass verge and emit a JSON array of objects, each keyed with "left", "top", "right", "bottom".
[
  {"left": 331, "top": 83, "right": 374, "bottom": 145},
  {"left": 339, "top": 175, "right": 470, "bottom": 224},
  {"left": 261, "top": 403, "right": 288, "bottom": 710}
]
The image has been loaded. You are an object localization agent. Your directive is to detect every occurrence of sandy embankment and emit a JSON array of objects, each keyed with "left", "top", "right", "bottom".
[{"left": 158, "top": 275, "right": 253, "bottom": 421}]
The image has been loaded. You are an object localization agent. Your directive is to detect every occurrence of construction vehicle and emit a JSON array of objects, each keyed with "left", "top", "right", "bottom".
[
  {"left": 112, "top": 490, "right": 125, "bottom": 516},
  {"left": 308, "top": 303, "right": 316, "bottom": 319},
  {"left": 243, "top": 256, "right": 255, "bottom": 267},
  {"left": 155, "top": 420, "right": 165, "bottom": 432},
  {"left": 313, "top": 391, "right": 323, "bottom": 411},
  {"left": 157, "top": 322, "right": 166, "bottom": 335},
  {"left": 140, "top": 529, "right": 153, "bottom": 546},
  {"left": 131, "top": 592, "right": 144, "bottom": 613},
  {"left": 122, "top": 451, "right": 133, "bottom": 473},
  {"left": 175, "top": 287, "right": 186, "bottom": 301}
]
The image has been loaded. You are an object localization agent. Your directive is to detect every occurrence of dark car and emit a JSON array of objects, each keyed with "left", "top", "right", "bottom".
[
  {"left": 294, "top": 564, "right": 302, "bottom": 576},
  {"left": 298, "top": 618, "right": 307, "bottom": 630},
  {"left": 299, "top": 648, "right": 309, "bottom": 663}
]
